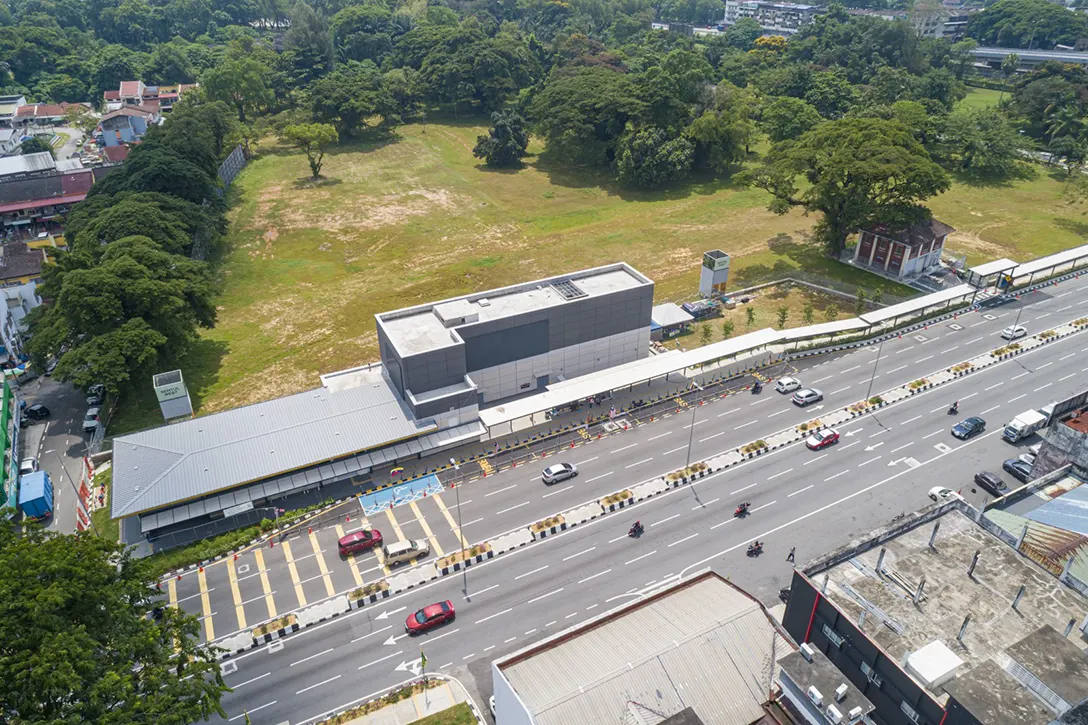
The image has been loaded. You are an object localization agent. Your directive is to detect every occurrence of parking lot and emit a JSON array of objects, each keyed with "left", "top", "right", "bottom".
[{"left": 166, "top": 478, "right": 474, "bottom": 643}]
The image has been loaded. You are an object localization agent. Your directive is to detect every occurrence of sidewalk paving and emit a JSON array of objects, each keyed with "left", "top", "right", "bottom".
[{"left": 341, "top": 678, "right": 476, "bottom": 725}]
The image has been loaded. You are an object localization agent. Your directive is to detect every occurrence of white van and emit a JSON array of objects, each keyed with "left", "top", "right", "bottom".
[{"left": 383, "top": 539, "right": 430, "bottom": 566}]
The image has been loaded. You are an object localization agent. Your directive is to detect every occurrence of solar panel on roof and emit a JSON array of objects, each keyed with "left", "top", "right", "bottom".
[{"left": 551, "top": 279, "right": 587, "bottom": 300}]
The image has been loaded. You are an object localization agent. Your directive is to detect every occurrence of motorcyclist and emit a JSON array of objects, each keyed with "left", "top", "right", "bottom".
[
  {"left": 748, "top": 540, "right": 762, "bottom": 552},
  {"left": 735, "top": 502, "right": 750, "bottom": 516},
  {"left": 950, "top": 400, "right": 959, "bottom": 414},
  {"left": 753, "top": 381, "right": 763, "bottom": 393},
  {"left": 630, "top": 520, "right": 644, "bottom": 535}
]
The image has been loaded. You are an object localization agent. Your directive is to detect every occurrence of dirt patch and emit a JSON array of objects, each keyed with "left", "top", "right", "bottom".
[
  {"left": 945, "top": 230, "right": 1019, "bottom": 260},
  {"left": 250, "top": 187, "right": 470, "bottom": 234}
]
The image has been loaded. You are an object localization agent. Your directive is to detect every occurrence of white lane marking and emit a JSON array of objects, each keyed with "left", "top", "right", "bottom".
[
  {"left": 625, "top": 550, "right": 657, "bottom": 566},
  {"left": 984, "top": 383, "right": 1003, "bottom": 391},
  {"left": 577, "top": 569, "right": 611, "bottom": 584},
  {"left": 496, "top": 501, "right": 530, "bottom": 515},
  {"left": 476, "top": 609, "right": 513, "bottom": 624},
  {"left": 734, "top": 421, "right": 757, "bottom": 430},
  {"left": 902, "top": 415, "right": 922, "bottom": 425},
  {"left": 886, "top": 364, "right": 908, "bottom": 374},
  {"left": 662, "top": 446, "right": 687, "bottom": 455},
  {"left": 691, "top": 498, "right": 719, "bottom": 510},
  {"left": 830, "top": 386, "right": 852, "bottom": 395},
  {"left": 809, "top": 453, "right": 829, "bottom": 463},
  {"left": 980, "top": 405, "right": 1001, "bottom": 415},
  {"left": 824, "top": 470, "right": 850, "bottom": 482},
  {"left": 586, "top": 472, "right": 613, "bottom": 483},
  {"left": 1034, "top": 383, "right": 1053, "bottom": 392},
  {"left": 1011, "top": 372, "right": 1030, "bottom": 381},
  {"left": 917, "top": 355, "right": 934, "bottom": 363},
  {"left": 562, "top": 547, "right": 596, "bottom": 562},
  {"left": 710, "top": 519, "right": 733, "bottom": 530},
  {"left": 869, "top": 430, "right": 888, "bottom": 438},
  {"left": 961, "top": 393, "right": 978, "bottom": 401},
  {"left": 749, "top": 399, "right": 769, "bottom": 407},
  {"left": 296, "top": 675, "right": 341, "bottom": 695},
  {"left": 716, "top": 408, "right": 739, "bottom": 418},
  {"left": 577, "top": 457, "right": 598, "bottom": 465},
  {"left": 648, "top": 432, "right": 672, "bottom": 441},
  {"left": 652, "top": 513, "right": 680, "bottom": 526},
  {"left": 1037, "top": 362, "right": 1053, "bottom": 370},
  {"left": 682, "top": 419, "right": 708, "bottom": 429},
  {"left": 545, "top": 621, "right": 556, "bottom": 627},
  {"left": 788, "top": 485, "right": 814, "bottom": 498},
  {"left": 858, "top": 456, "right": 882, "bottom": 467},
  {"left": 357, "top": 651, "right": 403, "bottom": 670},
  {"left": 890, "top": 442, "right": 913, "bottom": 454},
  {"left": 1059, "top": 305, "right": 1074, "bottom": 312},
  {"left": 732, "top": 482, "right": 757, "bottom": 494},
  {"left": 625, "top": 457, "right": 654, "bottom": 469},
  {"left": 752, "top": 501, "right": 777, "bottom": 512},
  {"left": 668, "top": 533, "right": 699, "bottom": 548},
  {"left": 1060, "top": 373, "right": 1077, "bottom": 382},
  {"left": 611, "top": 443, "right": 637, "bottom": 454},
  {"left": 527, "top": 588, "right": 565, "bottom": 604},
  {"left": 929, "top": 405, "right": 946, "bottom": 413},
  {"left": 542, "top": 485, "right": 573, "bottom": 498},
  {"left": 461, "top": 517, "right": 484, "bottom": 527},
  {"left": 289, "top": 648, "right": 333, "bottom": 667},
  {"left": 514, "top": 566, "right": 548, "bottom": 581},
  {"left": 768, "top": 468, "right": 793, "bottom": 480},
  {"left": 232, "top": 672, "right": 271, "bottom": 689},
  {"left": 700, "top": 431, "right": 726, "bottom": 442},
  {"left": 350, "top": 626, "right": 393, "bottom": 644},
  {"left": 472, "top": 585, "right": 500, "bottom": 597},
  {"left": 1008, "top": 394, "right": 1026, "bottom": 403},
  {"left": 810, "top": 375, "right": 833, "bottom": 383},
  {"left": 607, "top": 534, "right": 627, "bottom": 543},
  {"left": 1060, "top": 353, "right": 1076, "bottom": 361},
  {"left": 965, "top": 337, "right": 983, "bottom": 345},
  {"left": 842, "top": 365, "right": 861, "bottom": 373},
  {"left": 485, "top": 484, "right": 517, "bottom": 497},
  {"left": 940, "top": 345, "right": 959, "bottom": 354},
  {"left": 767, "top": 409, "right": 789, "bottom": 418},
  {"left": 229, "top": 702, "right": 277, "bottom": 721},
  {"left": 462, "top": 653, "right": 475, "bottom": 660}
]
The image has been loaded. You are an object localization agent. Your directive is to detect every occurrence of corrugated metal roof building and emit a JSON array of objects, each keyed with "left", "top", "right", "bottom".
[{"left": 492, "top": 571, "right": 794, "bottom": 725}]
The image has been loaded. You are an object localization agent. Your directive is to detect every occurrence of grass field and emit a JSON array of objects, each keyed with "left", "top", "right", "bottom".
[
  {"left": 108, "top": 115, "right": 1088, "bottom": 432},
  {"left": 958, "top": 86, "right": 1005, "bottom": 110},
  {"left": 409, "top": 702, "right": 477, "bottom": 725}
]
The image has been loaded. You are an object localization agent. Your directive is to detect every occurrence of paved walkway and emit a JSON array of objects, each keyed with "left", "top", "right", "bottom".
[{"left": 342, "top": 677, "right": 475, "bottom": 725}]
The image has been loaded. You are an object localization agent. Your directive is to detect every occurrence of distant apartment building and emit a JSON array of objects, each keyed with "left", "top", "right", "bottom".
[{"left": 723, "top": 0, "right": 823, "bottom": 35}]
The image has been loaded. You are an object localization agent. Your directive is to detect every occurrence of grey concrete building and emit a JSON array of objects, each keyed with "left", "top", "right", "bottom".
[{"left": 376, "top": 264, "right": 654, "bottom": 416}]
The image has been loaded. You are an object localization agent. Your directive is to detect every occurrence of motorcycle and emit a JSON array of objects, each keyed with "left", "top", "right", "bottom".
[
  {"left": 628, "top": 522, "right": 645, "bottom": 538},
  {"left": 734, "top": 502, "right": 751, "bottom": 518},
  {"left": 948, "top": 402, "right": 959, "bottom": 415},
  {"left": 746, "top": 541, "right": 763, "bottom": 557},
  {"left": 752, "top": 381, "right": 763, "bottom": 394}
]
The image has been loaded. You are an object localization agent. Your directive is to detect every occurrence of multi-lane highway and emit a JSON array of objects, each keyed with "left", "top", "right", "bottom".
[{"left": 196, "top": 280, "right": 1088, "bottom": 724}]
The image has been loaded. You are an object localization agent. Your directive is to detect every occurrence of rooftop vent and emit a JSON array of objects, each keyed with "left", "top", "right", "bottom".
[{"left": 551, "top": 279, "right": 587, "bottom": 300}]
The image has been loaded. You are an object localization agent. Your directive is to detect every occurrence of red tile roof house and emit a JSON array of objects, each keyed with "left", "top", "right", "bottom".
[
  {"left": 103, "top": 81, "right": 197, "bottom": 112},
  {"left": 14, "top": 102, "right": 77, "bottom": 126}
]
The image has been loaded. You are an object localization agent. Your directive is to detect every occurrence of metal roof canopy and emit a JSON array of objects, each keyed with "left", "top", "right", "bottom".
[
  {"left": 780, "top": 317, "right": 869, "bottom": 342},
  {"left": 1025, "top": 484, "right": 1088, "bottom": 537},
  {"left": 860, "top": 284, "right": 974, "bottom": 326},
  {"left": 1012, "top": 242, "right": 1088, "bottom": 279},
  {"left": 650, "top": 302, "right": 694, "bottom": 327},
  {"left": 479, "top": 328, "right": 781, "bottom": 428},
  {"left": 494, "top": 571, "right": 791, "bottom": 725},
  {"left": 968, "top": 258, "right": 1018, "bottom": 278}
]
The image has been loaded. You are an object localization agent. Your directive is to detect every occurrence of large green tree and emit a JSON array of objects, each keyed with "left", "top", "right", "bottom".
[
  {"left": 761, "top": 96, "right": 823, "bottom": 142},
  {"left": 741, "top": 118, "right": 950, "bottom": 256},
  {"left": 938, "top": 107, "right": 1028, "bottom": 178},
  {"left": 0, "top": 523, "right": 228, "bottom": 723},
  {"left": 615, "top": 126, "right": 694, "bottom": 189},
  {"left": 966, "top": 0, "right": 1088, "bottom": 50},
  {"left": 203, "top": 56, "right": 274, "bottom": 123},
  {"left": 309, "top": 62, "right": 398, "bottom": 137},
  {"left": 280, "top": 122, "right": 338, "bottom": 179},
  {"left": 473, "top": 110, "right": 530, "bottom": 167}
]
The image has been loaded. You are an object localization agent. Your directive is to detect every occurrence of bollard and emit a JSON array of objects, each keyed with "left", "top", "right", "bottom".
[
  {"left": 270, "top": 538, "right": 275, "bottom": 548},
  {"left": 157, "top": 581, "right": 162, "bottom": 590},
  {"left": 570, "top": 441, "right": 575, "bottom": 448},
  {"left": 346, "top": 514, "right": 351, "bottom": 523},
  {"left": 233, "top": 553, "right": 238, "bottom": 561},
  {"left": 199, "top": 566, "right": 204, "bottom": 573},
  {"left": 308, "top": 526, "right": 312, "bottom": 535},
  {"left": 177, "top": 574, "right": 182, "bottom": 581}
]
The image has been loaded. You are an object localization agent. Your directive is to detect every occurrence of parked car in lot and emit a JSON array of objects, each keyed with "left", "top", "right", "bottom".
[
  {"left": 1002, "top": 459, "right": 1032, "bottom": 484},
  {"left": 21, "top": 403, "right": 50, "bottom": 423},
  {"left": 974, "top": 470, "right": 1008, "bottom": 495},
  {"left": 86, "top": 383, "right": 105, "bottom": 406},
  {"left": 952, "top": 416, "right": 986, "bottom": 440},
  {"left": 405, "top": 600, "right": 455, "bottom": 634},
  {"left": 792, "top": 388, "right": 823, "bottom": 407},
  {"left": 541, "top": 462, "right": 577, "bottom": 484},
  {"left": 775, "top": 377, "right": 801, "bottom": 394},
  {"left": 383, "top": 538, "right": 429, "bottom": 566},
  {"left": 806, "top": 428, "right": 840, "bottom": 450},
  {"left": 82, "top": 407, "right": 101, "bottom": 434},
  {"left": 338, "top": 529, "right": 383, "bottom": 556},
  {"left": 1001, "top": 325, "right": 1027, "bottom": 340},
  {"left": 19, "top": 457, "right": 37, "bottom": 475},
  {"left": 929, "top": 487, "right": 964, "bottom": 502}
]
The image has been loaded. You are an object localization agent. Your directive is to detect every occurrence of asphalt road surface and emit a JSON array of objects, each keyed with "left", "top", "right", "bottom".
[{"left": 194, "top": 280, "right": 1088, "bottom": 724}]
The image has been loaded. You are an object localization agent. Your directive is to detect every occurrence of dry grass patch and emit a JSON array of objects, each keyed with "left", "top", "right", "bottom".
[
  {"left": 435, "top": 543, "right": 492, "bottom": 568},
  {"left": 529, "top": 515, "right": 565, "bottom": 533},
  {"left": 349, "top": 581, "right": 389, "bottom": 601},
  {"left": 253, "top": 614, "right": 296, "bottom": 637},
  {"left": 600, "top": 490, "right": 633, "bottom": 506}
]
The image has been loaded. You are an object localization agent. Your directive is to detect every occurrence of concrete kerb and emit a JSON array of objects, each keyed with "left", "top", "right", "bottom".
[
  {"left": 348, "top": 587, "right": 392, "bottom": 610},
  {"left": 437, "top": 549, "right": 495, "bottom": 574},
  {"left": 491, "top": 528, "right": 533, "bottom": 554}
]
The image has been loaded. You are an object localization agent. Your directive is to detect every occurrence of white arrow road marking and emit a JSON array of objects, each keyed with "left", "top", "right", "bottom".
[
  {"left": 844, "top": 428, "right": 863, "bottom": 437},
  {"left": 375, "top": 607, "right": 407, "bottom": 621},
  {"left": 864, "top": 442, "right": 884, "bottom": 452}
]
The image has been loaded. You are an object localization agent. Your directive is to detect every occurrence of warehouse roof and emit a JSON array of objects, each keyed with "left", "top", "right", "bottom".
[
  {"left": 111, "top": 365, "right": 438, "bottom": 519},
  {"left": 495, "top": 571, "right": 793, "bottom": 725}
]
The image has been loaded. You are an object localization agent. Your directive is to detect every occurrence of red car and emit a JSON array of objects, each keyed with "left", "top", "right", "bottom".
[
  {"left": 805, "top": 428, "right": 840, "bottom": 450},
  {"left": 405, "top": 601, "right": 455, "bottom": 634},
  {"left": 338, "top": 529, "right": 382, "bottom": 556}
]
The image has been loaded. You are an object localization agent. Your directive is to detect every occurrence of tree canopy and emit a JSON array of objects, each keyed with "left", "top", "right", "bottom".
[{"left": 473, "top": 110, "right": 530, "bottom": 167}]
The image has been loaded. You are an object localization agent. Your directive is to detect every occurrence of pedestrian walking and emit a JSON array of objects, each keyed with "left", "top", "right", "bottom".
[{"left": 787, "top": 547, "right": 796, "bottom": 563}]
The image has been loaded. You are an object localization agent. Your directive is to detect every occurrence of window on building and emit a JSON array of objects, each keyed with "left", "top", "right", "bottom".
[
  {"left": 900, "top": 700, "right": 921, "bottom": 724},
  {"left": 860, "top": 661, "right": 883, "bottom": 688},
  {"left": 821, "top": 623, "right": 845, "bottom": 648}
]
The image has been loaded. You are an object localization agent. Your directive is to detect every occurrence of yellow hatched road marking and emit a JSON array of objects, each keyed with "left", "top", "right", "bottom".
[
  {"left": 409, "top": 500, "right": 444, "bottom": 558},
  {"left": 309, "top": 530, "right": 336, "bottom": 598},
  {"left": 336, "top": 524, "right": 365, "bottom": 587},
  {"left": 478, "top": 459, "right": 494, "bottom": 475},
  {"left": 167, "top": 577, "right": 178, "bottom": 609},
  {"left": 197, "top": 567, "right": 214, "bottom": 642},
  {"left": 226, "top": 557, "right": 246, "bottom": 631},
  {"left": 432, "top": 492, "right": 468, "bottom": 549},
  {"left": 253, "top": 548, "right": 277, "bottom": 619},
  {"left": 280, "top": 540, "right": 307, "bottom": 608}
]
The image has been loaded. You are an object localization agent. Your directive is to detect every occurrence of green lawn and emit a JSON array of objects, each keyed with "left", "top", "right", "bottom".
[
  {"left": 958, "top": 86, "right": 1005, "bottom": 110},
  {"left": 409, "top": 702, "right": 477, "bottom": 725},
  {"left": 107, "top": 118, "right": 1088, "bottom": 431},
  {"left": 90, "top": 467, "right": 119, "bottom": 542}
]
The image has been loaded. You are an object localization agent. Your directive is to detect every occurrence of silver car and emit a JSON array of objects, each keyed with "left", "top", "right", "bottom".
[
  {"left": 82, "top": 407, "right": 101, "bottom": 433},
  {"left": 541, "top": 462, "right": 577, "bottom": 484},
  {"left": 792, "top": 388, "right": 823, "bottom": 407}
]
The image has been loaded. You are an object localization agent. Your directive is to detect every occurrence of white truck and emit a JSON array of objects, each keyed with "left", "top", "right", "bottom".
[{"left": 1003, "top": 404, "right": 1055, "bottom": 443}]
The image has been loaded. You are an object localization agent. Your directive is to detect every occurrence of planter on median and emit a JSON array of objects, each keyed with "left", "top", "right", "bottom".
[
  {"left": 436, "top": 543, "right": 494, "bottom": 573},
  {"left": 253, "top": 613, "right": 299, "bottom": 641},
  {"left": 600, "top": 490, "right": 634, "bottom": 512},
  {"left": 349, "top": 581, "right": 391, "bottom": 610}
]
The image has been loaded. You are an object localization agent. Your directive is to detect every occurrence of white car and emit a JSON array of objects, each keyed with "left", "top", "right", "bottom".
[
  {"left": 18, "top": 457, "right": 37, "bottom": 475},
  {"left": 1001, "top": 325, "right": 1027, "bottom": 340},
  {"left": 775, "top": 377, "right": 801, "bottom": 393},
  {"left": 928, "top": 486, "right": 964, "bottom": 503},
  {"left": 541, "top": 462, "right": 577, "bottom": 484},
  {"left": 792, "top": 388, "right": 823, "bottom": 407}
]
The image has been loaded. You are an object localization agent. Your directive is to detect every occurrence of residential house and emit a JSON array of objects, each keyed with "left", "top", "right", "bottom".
[
  {"left": 0, "top": 162, "right": 96, "bottom": 239},
  {"left": 0, "top": 95, "right": 26, "bottom": 127},
  {"left": 851, "top": 217, "right": 954, "bottom": 280},
  {"left": 99, "top": 106, "right": 159, "bottom": 147},
  {"left": 0, "top": 241, "right": 46, "bottom": 361},
  {"left": 103, "top": 81, "right": 197, "bottom": 113},
  {"left": 0, "top": 129, "right": 19, "bottom": 156},
  {"left": 15, "top": 103, "right": 66, "bottom": 127}
]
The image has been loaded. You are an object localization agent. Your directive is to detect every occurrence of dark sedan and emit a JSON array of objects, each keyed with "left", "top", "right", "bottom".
[
  {"left": 1002, "top": 458, "right": 1033, "bottom": 484},
  {"left": 974, "top": 471, "right": 1007, "bottom": 495},
  {"left": 952, "top": 417, "right": 986, "bottom": 440}
]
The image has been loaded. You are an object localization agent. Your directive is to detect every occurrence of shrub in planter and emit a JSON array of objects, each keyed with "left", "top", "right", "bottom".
[
  {"left": 950, "top": 362, "right": 973, "bottom": 373},
  {"left": 601, "top": 490, "right": 633, "bottom": 506},
  {"left": 740, "top": 440, "right": 767, "bottom": 454},
  {"left": 849, "top": 401, "right": 869, "bottom": 412},
  {"left": 868, "top": 396, "right": 883, "bottom": 406},
  {"left": 909, "top": 378, "right": 929, "bottom": 389},
  {"left": 436, "top": 543, "right": 493, "bottom": 568},
  {"left": 1074, "top": 317, "right": 1088, "bottom": 327},
  {"left": 253, "top": 614, "right": 297, "bottom": 637},
  {"left": 530, "top": 515, "right": 565, "bottom": 533},
  {"left": 349, "top": 581, "right": 389, "bottom": 601},
  {"left": 1038, "top": 330, "right": 1057, "bottom": 339},
  {"left": 666, "top": 462, "right": 708, "bottom": 482}
]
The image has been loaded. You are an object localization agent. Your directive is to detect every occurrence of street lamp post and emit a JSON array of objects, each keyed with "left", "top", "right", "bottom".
[
  {"left": 684, "top": 381, "right": 705, "bottom": 471},
  {"left": 449, "top": 458, "right": 464, "bottom": 557}
]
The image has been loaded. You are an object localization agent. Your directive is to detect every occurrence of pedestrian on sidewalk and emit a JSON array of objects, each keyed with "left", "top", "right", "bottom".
[{"left": 787, "top": 547, "right": 795, "bottom": 563}]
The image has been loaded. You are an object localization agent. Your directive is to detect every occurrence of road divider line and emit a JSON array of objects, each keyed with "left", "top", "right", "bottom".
[
  {"left": 890, "top": 442, "right": 913, "bottom": 454},
  {"left": 577, "top": 569, "right": 612, "bottom": 584},
  {"left": 610, "top": 443, "right": 637, "bottom": 454},
  {"left": 1008, "top": 394, "right": 1026, "bottom": 403},
  {"left": 527, "top": 588, "right": 564, "bottom": 604},
  {"left": 902, "top": 415, "right": 922, "bottom": 425},
  {"left": 350, "top": 626, "right": 392, "bottom": 644},
  {"left": 788, "top": 485, "right": 814, "bottom": 498},
  {"left": 1012, "top": 372, "right": 1030, "bottom": 380},
  {"left": 858, "top": 456, "right": 882, "bottom": 467},
  {"left": 542, "top": 485, "right": 573, "bottom": 498},
  {"left": 296, "top": 675, "right": 341, "bottom": 696},
  {"left": 768, "top": 468, "right": 793, "bottom": 480},
  {"left": 734, "top": 421, "right": 757, "bottom": 430},
  {"left": 768, "top": 410, "right": 789, "bottom": 418},
  {"left": 752, "top": 501, "right": 777, "bottom": 512},
  {"left": 662, "top": 446, "right": 687, "bottom": 455},
  {"left": 496, "top": 501, "right": 530, "bottom": 515},
  {"left": 668, "top": 533, "right": 699, "bottom": 548},
  {"left": 691, "top": 498, "right": 719, "bottom": 510},
  {"left": 732, "top": 482, "right": 757, "bottom": 494},
  {"left": 475, "top": 609, "right": 513, "bottom": 624},
  {"left": 652, "top": 513, "right": 680, "bottom": 526},
  {"left": 562, "top": 547, "right": 596, "bottom": 562},
  {"left": 357, "top": 652, "right": 401, "bottom": 670},
  {"left": 231, "top": 673, "right": 271, "bottom": 688},
  {"left": 625, "top": 550, "right": 657, "bottom": 566},
  {"left": 830, "top": 386, "right": 852, "bottom": 395},
  {"left": 514, "top": 565, "right": 549, "bottom": 581},
  {"left": 824, "top": 470, "right": 850, "bottom": 482},
  {"left": 1034, "top": 383, "right": 1053, "bottom": 392},
  {"left": 980, "top": 405, "right": 1001, "bottom": 415},
  {"left": 625, "top": 457, "right": 654, "bottom": 469},
  {"left": 290, "top": 648, "right": 333, "bottom": 667},
  {"left": 648, "top": 432, "right": 672, "bottom": 441},
  {"left": 700, "top": 432, "right": 726, "bottom": 442},
  {"left": 586, "top": 472, "right": 613, "bottom": 483},
  {"left": 229, "top": 701, "right": 276, "bottom": 721},
  {"left": 485, "top": 484, "right": 517, "bottom": 497},
  {"left": 985, "top": 383, "right": 1002, "bottom": 391}
]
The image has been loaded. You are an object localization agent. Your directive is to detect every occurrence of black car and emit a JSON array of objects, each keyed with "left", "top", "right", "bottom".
[
  {"left": 974, "top": 471, "right": 1007, "bottom": 495},
  {"left": 952, "top": 416, "right": 986, "bottom": 440},
  {"left": 22, "top": 403, "right": 50, "bottom": 421},
  {"left": 1002, "top": 458, "right": 1033, "bottom": 483}
]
